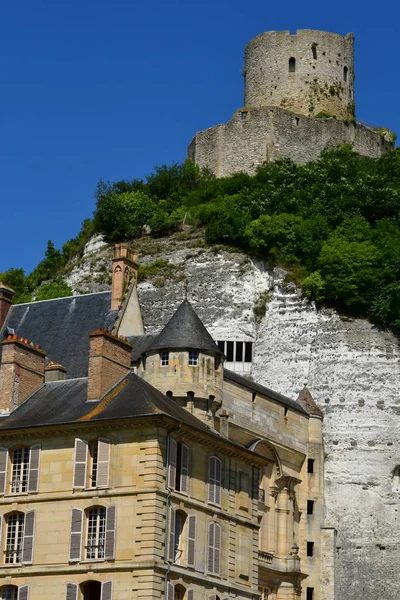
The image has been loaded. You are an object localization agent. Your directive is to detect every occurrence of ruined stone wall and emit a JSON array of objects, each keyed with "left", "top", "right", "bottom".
[
  {"left": 244, "top": 30, "right": 354, "bottom": 119},
  {"left": 188, "top": 106, "right": 391, "bottom": 177}
]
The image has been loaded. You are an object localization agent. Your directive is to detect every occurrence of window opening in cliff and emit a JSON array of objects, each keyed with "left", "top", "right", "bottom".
[
  {"left": 216, "top": 341, "right": 253, "bottom": 374},
  {"left": 307, "top": 500, "right": 314, "bottom": 515},
  {"left": 312, "top": 44, "right": 317, "bottom": 59},
  {"left": 289, "top": 57, "right": 296, "bottom": 73},
  {"left": 343, "top": 66, "right": 348, "bottom": 82},
  {"left": 307, "top": 459, "right": 314, "bottom": 473},
  {"left": 306, "top": 589, "right": 314, "bottom": 600},
  {"left": 307, "top": 541, "right": 314, "bottom": 556},
  {"left": 392, "top": 466, "right": 400, "bottom": 491}
]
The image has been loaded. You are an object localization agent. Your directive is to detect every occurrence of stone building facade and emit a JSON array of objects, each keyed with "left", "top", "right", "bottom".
[
  {"left": 188, "top": 29, "right": 393, "bottom": 175},
  {"left": 0, "top": 248, "right": 331, "bottom": 600}
]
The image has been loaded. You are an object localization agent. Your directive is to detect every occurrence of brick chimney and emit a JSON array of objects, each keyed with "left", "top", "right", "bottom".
[
  {"left": 45, "top": 361, "right": 67, "bottom": 382},
  {"left": 87, "top": 328, "right": 132, "bottom": 400},
  {"left": 111, "top": 244, "right": 139, "bottom": 310},
  {"left": 0, "top": 283, "right": 15, "bottom": 330},
  {"left": 0, "top": 335, "right": 46, "bottom": 411}
]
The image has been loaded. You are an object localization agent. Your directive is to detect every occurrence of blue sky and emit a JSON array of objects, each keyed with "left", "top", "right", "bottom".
[{"left": 1, "top": 0, "right": 399, "bottom": 273}]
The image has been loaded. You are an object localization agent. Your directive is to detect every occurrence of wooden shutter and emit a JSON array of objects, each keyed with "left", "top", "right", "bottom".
[
  {"left": 187, "top": 590, "right": 194, "bottom": 600},
  {"left": 208, "top": 457, "right": 215, "bottom": 503},
  {"left": 214, "top": 523, "right": 221, "bottom": 574},
  {"left": 180, "top": 443, "right": 189, "bottom": 494},
  {"left": 105, "top": 504, "right": 116, "bottom": 560},
  {"left": 97, "top": 438, "right": 110, "bottom": 488},
  {"left": 168, "top": 507, "right": 176, "bottom": 562},
  {"left": 28, "top": 444, "right": 41, "bottom": 493},
  {"left": 187, "top": 514, "right": 196, "bottom": 567},
  {"left": 0, "top": 448, "right": 8, "bottom": 495},
  {"left": 168, "top": 438, "right": 177, "bottom": 489},
  {"left": 167, "top": 583, "right": 174, "bottom": 600},
  {"left": 66, "top": 583, "right": 78, "bottom": 600},
  {"left": 17, "top": 585, "right": 29, "bottom": 600},
  {"left": 22, "top": 510, "right": 35, "bottom": 564},
  {"left": 69, "top": 507, "right": 83, "bottom": 561},
  {"left": 100, "top": 581, "right": 113, "bottom": 600},
  {"left": 207, "top": 521, "right": 214, "bottom": 572},
  {"left": 73, "top": 439, "right": 88, "bottom": 488},
  {"left": 215, "top": 458, "right": 222, "bottom": 505}
]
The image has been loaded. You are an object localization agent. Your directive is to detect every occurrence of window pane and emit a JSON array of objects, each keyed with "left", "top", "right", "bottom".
[
  {"left": 245, "top": 342, "right": 252, "bottom": 362},
  {"left": 6, "top": 513, "right": 24, "bottom": 564},
  {"left": 90, "top": 442, "right": 98, "bottom": 488},
  {"left": 11, "top": 448, "right": 29, "bottom": 493},
  {"left": 87, "top": 507, "right": 106, "bottom": 559},
  {"left": 235, "top": 342, "right": 243, "bottom": 362},
  {"left": 226, "top": 342, "right": 234, "bottom": 362}
]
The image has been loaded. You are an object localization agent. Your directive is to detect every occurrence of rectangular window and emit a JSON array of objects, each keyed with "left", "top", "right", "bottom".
[
  {"left": 245, "top": 342, "right": 252, "bottom": 362},
  {"left": 235, "top": 341, "right": 243, "bottom": 362},
  {"left": 307, "top": 541, "right": 314, "bottom": 557},
  {"left": 308, "top": 459, "right": 315, "bottom": 473},
  {"left": 11, "top": 448, "right": 29, "bottom": 493},
  {"left": 307, "top": 500, "right": 314, "bottom": 515},
  {"left": 5, "top": 513, "right": 24, "bottom": 564},
  {"left": 86, "top": 507, "right": 106, "bottom": 559},
  {"left": 226, "top": 341, "right": 234, "bottom": 362},
  {"left": 306, "top": 588, "right": 314, "bottom": 600},
  {"left": 90, "top": 441, "right": 98, "bottom": 488},
  {"left": 217, "top": 340, "right": 225, "bottom": 352},
  {"left": 188, "top": 351, "right": 198, "bottom": 366},
  {"left": 161, "top": 351, "right": 169, "bottom": 367}
]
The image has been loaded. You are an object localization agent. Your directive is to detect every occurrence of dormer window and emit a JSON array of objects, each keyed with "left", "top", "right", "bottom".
[
  {"left": 161, "top": 351, "right": 169, "bottom": 367},
  {"left": 188, "top": 351, "right": 198, "bottom": 366}
]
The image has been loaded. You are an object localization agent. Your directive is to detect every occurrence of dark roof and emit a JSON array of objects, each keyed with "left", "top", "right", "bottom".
[
  {"left": 0, "top": 372, "right": 218, "bottom": 435},
  {"left": 297, "top": 386, "right": 323, "bottom": 417},
  {"left": 223, "top": 369, "right": 309, "bottom": 415},
  {"left": 0, "top": 292, "right": 117, "bottom": 379},
  {"left": 128, "top": 335, "right": 156, "bottom": 362},
  {"left": 148, "top": 300, "right": 222, "bottom": 355}
]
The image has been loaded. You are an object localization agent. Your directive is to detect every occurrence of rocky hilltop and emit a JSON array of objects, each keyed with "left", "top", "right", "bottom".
[{"left": 64, "top": 229, "right": 400, "bottom": 599}]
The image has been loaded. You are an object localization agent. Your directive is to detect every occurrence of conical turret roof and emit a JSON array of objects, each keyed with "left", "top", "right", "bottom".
[{"left": 148, "top": 300, "right": 223, "bottom": 355}]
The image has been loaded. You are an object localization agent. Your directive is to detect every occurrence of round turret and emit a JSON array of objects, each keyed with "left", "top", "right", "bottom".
[{"left": 244, "top": 29, "right": 355, "bottom": 119}]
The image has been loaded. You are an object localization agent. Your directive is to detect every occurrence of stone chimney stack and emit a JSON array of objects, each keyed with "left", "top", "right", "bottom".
[
  {"left": 45, "top": 361, "right": 67, "bottom": 382},
  {"left": 87, "top": 328, "right": 132, "bottom": 400},
  {"left": 111, "top": 244, "right": 139, "bottom": 310},
  {"left": 0, "top": 335, "right": 46, "bottom": 411},
  {"left": 0, "top": 283, "right": 15, "bottom": 330}
]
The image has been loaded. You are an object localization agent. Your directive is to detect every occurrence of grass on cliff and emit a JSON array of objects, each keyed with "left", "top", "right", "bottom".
[{"left": 4, "top": 146, "right": 400, "bottom": 333}]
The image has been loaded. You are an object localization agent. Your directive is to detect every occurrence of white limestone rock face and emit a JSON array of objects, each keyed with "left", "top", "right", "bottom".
[
  {"left": 64, "top": 235, "right": 113, "bottom": 294},
  {"left": 136, "top": 241, "right": 400, "bottom": 600}
]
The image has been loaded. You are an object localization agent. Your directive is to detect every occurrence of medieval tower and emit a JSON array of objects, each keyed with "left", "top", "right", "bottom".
[{"left": 189, "top": 29, "right": 391, "bottom": 176}]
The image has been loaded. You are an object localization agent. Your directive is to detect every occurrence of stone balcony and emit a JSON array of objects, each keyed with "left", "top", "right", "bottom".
[{"left": 258, "top": 550, "right": 302, "bottom": 574}]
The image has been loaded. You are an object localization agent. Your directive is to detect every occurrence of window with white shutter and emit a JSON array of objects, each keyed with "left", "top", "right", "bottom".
[
  {"left": 168, "top": 438, "right": 177, "bottom": 489},
  {"left": 105, "top": 505, "right": 116, "bottom": 560},
  {"left": 28, "top": 445, "right": 41, "bottom": 493},
  {"left": 187, "top": 590, "right": 194, "bottom": 600},
  {"left": 168, "top": 507, "right": 176, "bottom": 562},
  {"left": 208, "top": 456, "right": 222, "bottom": 505},
  {"left": 17, "top": 586, "right": 29, "bottom": 600},
  {"left": 207, "top": 522, "right": 221, "bottom": 574},
  {"left": 21, "top": 510, "right": 35, "bottom": 564},
  {"left": 73, "top": 439, "right": 88, "bottom": 489},
  {"left": 96, "top": 439, "right": 110, "bottom": 488},
  {"left": 167, "top": 583, "right": 174, "bottom": 600},
  {"left": 100, "top": 581, "right": 112, "bottom": 600},
  {"left": 0, "top": 448, "right": 8, "bottom": 495},
  {"left": 69, "top": 507, "right": 83, "bottom": 562},
  {"left": 187, "top": 515, "right": 196, "bottom": 567},
  {"left": 179, "top": 444, "right": 189, "bottom": 494},
  {"left": 65, "top": 583, "right": 78, "bottom": 600}
]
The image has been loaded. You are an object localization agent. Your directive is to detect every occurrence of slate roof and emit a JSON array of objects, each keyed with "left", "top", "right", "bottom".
[
  {"left": 0, "top": 292, "right": 117, "bottom": 379},
  {"left": 0, "top": 372, "right": 219, "bottom": 435},
  {"left": 297, "top": 385, "right": 323, "bottom": 417},
  {"left": 128, "top": 335, "right": 156, "bottom": 362},
  {"left": 148, "top": 300, "right": 223, "bottom": 355},
  {"left": 224, "top": 369, "right": 309, "bottom": 415}
]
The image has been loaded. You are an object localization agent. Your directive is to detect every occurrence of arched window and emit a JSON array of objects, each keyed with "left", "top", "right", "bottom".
[
  {"left": 69, "top": 505, "right": 116, "bottom": 562},
  {"left": 67, "top": 581, "right": 112, "bottom": 600},
  {"left": 4, "top": 510, "right": 35, "bottom": 565},
  {"left": 81, "top": 581, "right": 101, "bottom": 600},
  {"left": 344, "top": 66, "right": 348, "bottom": 82},
  {"left": 166, "top": 584, "right": 193, "bottom": 600},
  {"left": 0, "top": 586, "right": 18, "bottom": 600},
  {"left": 168, "top": 508, "right": 196, "bottom": 566},
  {"left": 289, "top": 57, "right": 296, "bottom": 73}
]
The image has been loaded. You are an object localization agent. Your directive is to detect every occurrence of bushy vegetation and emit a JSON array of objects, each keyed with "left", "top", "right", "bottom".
[{"left": 4, "top": 146, "right": 400, "bottom": 333}]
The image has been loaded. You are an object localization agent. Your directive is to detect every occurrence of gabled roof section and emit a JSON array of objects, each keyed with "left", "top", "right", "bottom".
[
  {"left": 0, "top": 292, "right": 117, "bottom": 379},
  {"left": 148, "top": 300, "right": 222, "bottom": 355},
  {"left": 0, "top": 372, "right": 217, "bottom": 434},
  {"left": 297, "top": 385, "right": 323, "bottom": 417},
  {"left": 224, "top": 369, "right": 309, "bottom": 415}
]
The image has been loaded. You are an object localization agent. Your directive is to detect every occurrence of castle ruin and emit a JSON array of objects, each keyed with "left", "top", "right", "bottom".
[{"left": 188, "top": 29, "right": 393, "bottom": 175}]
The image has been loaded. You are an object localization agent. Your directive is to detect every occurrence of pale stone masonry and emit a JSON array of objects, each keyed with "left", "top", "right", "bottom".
[{"left": 188, "top": 29, "right": 393, "bottom": 175}]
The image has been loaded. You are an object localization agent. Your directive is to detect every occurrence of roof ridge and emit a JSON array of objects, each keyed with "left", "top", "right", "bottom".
[{"left": 12, "top": 290, "right": 112, "bottom": 307}]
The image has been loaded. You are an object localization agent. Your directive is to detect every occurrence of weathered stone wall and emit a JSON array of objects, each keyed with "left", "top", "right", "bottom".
[
  {"left": 244, "top": 30, "right": 354, "bottom": 119},
  {"left": 188, "top": 106, "right": 391, "bottom": 177}
]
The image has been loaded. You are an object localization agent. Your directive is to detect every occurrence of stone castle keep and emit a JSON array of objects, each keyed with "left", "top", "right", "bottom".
[{"left": 188, "top": 29, "right": 392, "bottom": 175}]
